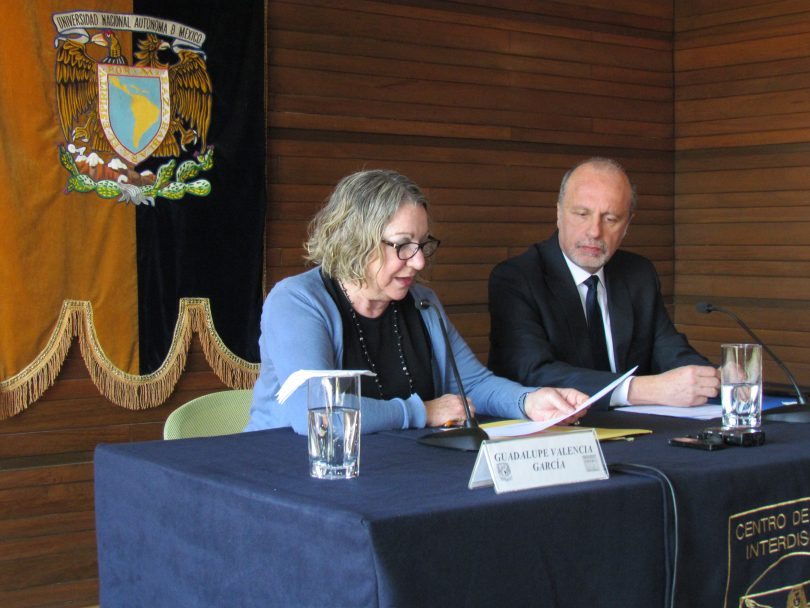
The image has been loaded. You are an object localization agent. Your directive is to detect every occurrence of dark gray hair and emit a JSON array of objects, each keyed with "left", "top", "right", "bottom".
[
  {"left": 305, "top": 169, "right": 429, "bottom": 283},
  {"left": 557, "top": 157, "right": 637, "bottom": 214}
]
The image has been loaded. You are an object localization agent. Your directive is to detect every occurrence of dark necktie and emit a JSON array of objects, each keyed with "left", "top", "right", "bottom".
[{"left": 584, "top": 275, "right": 611, "bottom": 372}]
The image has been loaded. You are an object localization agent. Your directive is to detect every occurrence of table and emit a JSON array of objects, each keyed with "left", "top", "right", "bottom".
[{"left": 95, "top": 411, "right": 810, "bottom": 607}]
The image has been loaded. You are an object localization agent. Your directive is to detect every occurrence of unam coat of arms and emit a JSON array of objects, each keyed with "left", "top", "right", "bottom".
[{"left": 52, "top": 11, "right": 214, "bottom": 205}]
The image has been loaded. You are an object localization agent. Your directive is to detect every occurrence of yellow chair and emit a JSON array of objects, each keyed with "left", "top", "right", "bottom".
[{"left": 163, "top": 389, "right": 253, "bottom": 440}]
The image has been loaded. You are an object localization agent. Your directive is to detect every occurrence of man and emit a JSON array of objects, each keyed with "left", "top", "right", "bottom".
[{"left": 488, "top": 157, "right": 719, "bottom": 409}]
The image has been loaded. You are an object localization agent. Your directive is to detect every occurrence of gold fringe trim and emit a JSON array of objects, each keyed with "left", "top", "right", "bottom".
[{"left": 0, "top": 298, "right": 259, "bottom": 420}]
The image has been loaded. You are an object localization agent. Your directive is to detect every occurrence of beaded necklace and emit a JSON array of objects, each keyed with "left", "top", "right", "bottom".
[{"left": 338, "top": 280, "right": 415, "bottom": 399}]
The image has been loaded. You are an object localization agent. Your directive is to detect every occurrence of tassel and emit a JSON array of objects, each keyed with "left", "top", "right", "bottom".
[{"left": 0, "top": 298, "right": 259, "bottom": 419}]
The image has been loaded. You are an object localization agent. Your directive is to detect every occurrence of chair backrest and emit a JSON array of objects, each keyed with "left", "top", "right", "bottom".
[{"left": 163, "top": 389, "right": 253, "bottom": 440}]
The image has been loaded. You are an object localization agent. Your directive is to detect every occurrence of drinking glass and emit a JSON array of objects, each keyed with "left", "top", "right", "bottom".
[
  {"left": 307, "top": 375, "right": 361, "bottom": 479},
  {"left": 721, "top": 343, "right": 762, "bottom": 429}
]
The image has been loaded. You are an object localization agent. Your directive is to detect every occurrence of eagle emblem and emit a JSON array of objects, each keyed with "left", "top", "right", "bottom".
[{"left": 53, "top": 12, "right": 214, "bottom": 205}]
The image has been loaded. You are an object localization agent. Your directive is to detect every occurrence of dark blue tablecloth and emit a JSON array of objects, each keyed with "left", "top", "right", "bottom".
[{"left": 95, "top": 411, "right": 810, "bottom": 607}]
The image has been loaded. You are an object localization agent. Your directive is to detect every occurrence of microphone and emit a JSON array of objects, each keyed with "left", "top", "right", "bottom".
[
  {"left": 415, "top": 298, "right": 489, "bottom": 451},
  {"left": 696, "top": 302, "right": 809, "bottom": 422}
]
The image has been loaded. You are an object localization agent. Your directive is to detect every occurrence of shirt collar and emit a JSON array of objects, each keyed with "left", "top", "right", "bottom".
[{"left": 561, "top": 251, "right": 606, "bottom": 287}]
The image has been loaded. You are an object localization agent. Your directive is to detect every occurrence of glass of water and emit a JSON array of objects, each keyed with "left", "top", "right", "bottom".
[
  {"left": 307, "top": 374, "right": 361, "bottom": 479},
  {"left": 721, "top": 343, "right": 762, "bottom": 429}
]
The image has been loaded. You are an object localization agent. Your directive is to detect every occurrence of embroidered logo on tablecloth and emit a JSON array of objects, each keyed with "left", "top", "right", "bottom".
[{"left": 725, "top": 498, "right": 810, "bottom": 607}]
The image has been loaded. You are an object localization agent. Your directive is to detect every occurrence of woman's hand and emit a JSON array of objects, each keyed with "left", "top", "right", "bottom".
[
  {"left": 523, "top": 387, "right": 590, "bottom": 425},
  {"left": 424, "top": 394, "right": 475, "bottom": 427}
]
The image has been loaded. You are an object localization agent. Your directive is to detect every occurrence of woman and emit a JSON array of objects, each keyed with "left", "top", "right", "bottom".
[{"left": 245, "top": 169, "right": 588, "bottom": 434}]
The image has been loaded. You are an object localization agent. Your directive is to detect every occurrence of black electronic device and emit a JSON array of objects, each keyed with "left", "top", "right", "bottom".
[
  {"left": 700, "top": 426, "right": 766, "bottom": 447},
  {"left": 415, "top": 299, "right": 489, "bottom": 451},
  {"left": 669, "top": 435, "right": 727, "bottom": 451}
]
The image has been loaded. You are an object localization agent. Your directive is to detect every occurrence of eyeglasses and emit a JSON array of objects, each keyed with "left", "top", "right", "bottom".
[{"left": 381, "top": 236, "right": 441, "bottom": 260}]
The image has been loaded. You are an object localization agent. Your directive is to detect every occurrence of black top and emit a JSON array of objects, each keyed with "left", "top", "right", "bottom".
[{"left": 322, "top": 273, "right": 435, "bottom": 401}]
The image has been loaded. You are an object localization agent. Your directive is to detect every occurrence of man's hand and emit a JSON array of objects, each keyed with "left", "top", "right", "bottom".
[
  {"left": 627, "top": 365, "right": 720, "bottom": 407},
  {"left": 524, "top": 387, "right": 590, "bottom": 424}
]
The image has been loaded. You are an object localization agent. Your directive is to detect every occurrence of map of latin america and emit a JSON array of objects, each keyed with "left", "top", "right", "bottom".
[{"left": 109, "top": 76, "right": 160, "bottom": 150}]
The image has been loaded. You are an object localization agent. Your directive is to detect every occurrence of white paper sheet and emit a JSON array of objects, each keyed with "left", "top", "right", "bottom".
[
  {"left": 614, "top": 404, "right": 722, "bottom": 420},
  {"left": 614, "top": 394, "right": 797, "bottom": 419},
  {"left": 486, "top": 366, "right": 638, "bottom": 438},
  {"left": 276, "top": 369, "right": 376, "bottom": 404}
]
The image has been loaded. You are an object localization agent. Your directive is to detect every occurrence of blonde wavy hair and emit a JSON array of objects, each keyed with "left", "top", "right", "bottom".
[{"left": 305, "top": 170, "right": 429, "bottom": 284}]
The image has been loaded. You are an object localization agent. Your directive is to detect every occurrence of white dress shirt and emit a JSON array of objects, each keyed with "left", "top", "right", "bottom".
[{"left": 561, "top": 253, "right": 632, "bottom": 406}]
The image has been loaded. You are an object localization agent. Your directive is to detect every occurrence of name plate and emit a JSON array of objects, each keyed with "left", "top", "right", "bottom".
[{"left": 468, "top": 429, "right": 609, "bottom": 493}]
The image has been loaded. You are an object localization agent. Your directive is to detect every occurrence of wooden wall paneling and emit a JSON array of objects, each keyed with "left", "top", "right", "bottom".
[
  {"left": 0, "top": 449, "right": 98, "bottom": 608},
  {"left": 268, "top": 0, "right": 674, "bottom": 364},
  {"left": 674, "top": 0, "right": 807, "bottom": 27},
  {"left": 0, "top": 582, "right": 99, "bottom": 608},
  {"left": 432, "top": 0, "right": 673, "bottom": 32},
  {"left": 0, "top": 338, "right": 228, "bottom": 607},
  {"left": 674, "top": 0, "right": 810, "bottom": 389}
]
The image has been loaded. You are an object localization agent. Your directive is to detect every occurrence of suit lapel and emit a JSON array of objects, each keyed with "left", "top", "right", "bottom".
[
  {"left": 604, "top": 261, "right": 633, "bottom": 372},
  {"left": 541, "top": 236, "right": 592, "bottom": 367}
]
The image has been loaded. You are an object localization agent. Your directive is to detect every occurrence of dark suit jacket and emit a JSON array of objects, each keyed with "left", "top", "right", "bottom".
[{"left": 488, "top": 233, "right": 709, "bottom": 409}]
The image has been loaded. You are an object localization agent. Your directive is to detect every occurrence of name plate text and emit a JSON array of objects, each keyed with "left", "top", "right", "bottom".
[{"left": 468, "top": 428, "right": 609, "bottom": 493}]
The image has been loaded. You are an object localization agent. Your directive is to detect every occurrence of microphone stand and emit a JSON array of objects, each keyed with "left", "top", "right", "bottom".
[
  {"left": 416, "top": 299, "right": 489, "bottom": 451},
  {"left": 696, "top": 302, "right": 810, "bottom": 423}
]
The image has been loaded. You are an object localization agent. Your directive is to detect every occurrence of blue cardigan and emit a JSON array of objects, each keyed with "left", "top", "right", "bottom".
[{"left": 245, "top": 267, "right": 531, "bottom": 435}]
